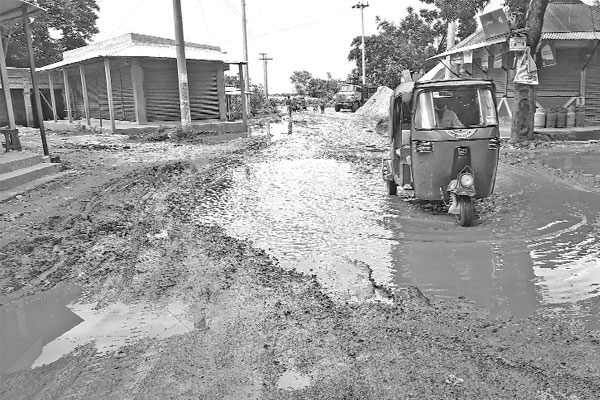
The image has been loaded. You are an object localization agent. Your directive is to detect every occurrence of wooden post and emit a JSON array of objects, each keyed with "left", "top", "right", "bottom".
[
  {"left": 130, "top": 59, "right": 147, "bottom": 123},
  {"left": 48, "top": 71, "right": 58, "bottom": 122},
  {"left": 104, "top": 58, "right": 116, "bottom": 133},
  {"left": 0, "top": 33, "right": 16, "bottom": 129},
  {"left": 79, "top": 64, "right": 91, "bottom": 126},
  {"left": 238, "top": 63, "right": 248, "bottom": 133},
  {"left": 23, "top": 5, "right": 49, "bottom": 156},
  {"left": 172, "top": 0, "right": 192, "bottom": 131},
  {"left": 62, "top": 68, "right": 72, "bottom": 123}
]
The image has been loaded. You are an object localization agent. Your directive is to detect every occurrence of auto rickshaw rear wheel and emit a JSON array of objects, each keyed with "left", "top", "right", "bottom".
[
  {"left": 351, "top": 102, "right": 360, "bottom": 112},
  {"left": 456, "top": 196, "right": 475, "bottom": 227},
  {"left": 387, "top": 179, "right": 397, "bottom": 195}
]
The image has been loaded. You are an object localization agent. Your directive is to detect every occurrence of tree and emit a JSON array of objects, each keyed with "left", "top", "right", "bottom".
[
  {"left": 506, "top": 0, "right": 549, "bottom": 143},
  {"left": 420, "top": 0, "right": 489, "bottom": 38},
  {"left": 2, "top": 0, "right": 99, "bottom": 67},
  {"left": 290, "top": 70, "right": 313, "bottom": 95},
  {"left": 347, "top": 7, "right": 443, "bottom": 88},
  {"left": 347, "top": 1, "right": 489, "bottom": 88}
]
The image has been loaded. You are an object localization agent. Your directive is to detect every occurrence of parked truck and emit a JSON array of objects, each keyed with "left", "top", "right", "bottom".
[{"left": 334, "top": 83, "right": 377, "bottom": 112}]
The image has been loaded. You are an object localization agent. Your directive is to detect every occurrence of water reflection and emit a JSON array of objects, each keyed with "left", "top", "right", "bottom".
[
  {"left": 0, "top": 284, "right": 82, "bottom": 375},
  {"left": 0, "top": 285, "right": 192, "bottom": 375},
  {"left": 194, "top": 117, "right": 600, "bottom": 328}
]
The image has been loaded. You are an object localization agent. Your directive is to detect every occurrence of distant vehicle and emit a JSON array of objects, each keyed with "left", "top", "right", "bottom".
[
  {"left": 334, "top": 83, "right": 377, "bottom": 112},
  {"left": 292, "top": 96, "right": 307, "bottom": 111}
]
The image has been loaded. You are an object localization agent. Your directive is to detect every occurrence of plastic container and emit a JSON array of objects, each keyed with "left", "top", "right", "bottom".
[
  {"left": 545, "top": 107, "right": 557, "bottom": 128},
  {"left": 575, "top": 106, "right": 586, "bottom": 127},
  {"left": 555, "top": 107, "right": 567, "bottom": 128},
  {"left": 566, "top": 105, "right": 576, "bottom": 127},
  {"left": 534, "top": 108, "right": 546, "bottom": 128}
]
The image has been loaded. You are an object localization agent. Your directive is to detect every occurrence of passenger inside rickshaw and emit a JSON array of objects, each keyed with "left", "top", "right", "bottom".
[{"left": 415, "top": 88, "right": 496, "bottom": 130}]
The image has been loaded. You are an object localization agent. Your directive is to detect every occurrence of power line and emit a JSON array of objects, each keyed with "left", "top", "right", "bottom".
[
  {"left": 221, "top": 0, "right": 240, "bottom": 17},
  {"left": 196, "top": 0, "right": 213, "bottom": 42},
  {"left": 107, "top": 0, "right": 147, "bottom": 38}
]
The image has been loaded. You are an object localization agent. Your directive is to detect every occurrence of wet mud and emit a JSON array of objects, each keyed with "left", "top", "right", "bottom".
[{"left": 0, "top": 116, "right": 599, "bottom": 399}]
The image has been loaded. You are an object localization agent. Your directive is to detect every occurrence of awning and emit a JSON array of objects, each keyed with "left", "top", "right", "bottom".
[
  {"left": 0, "top": 0, "right": 44, "bottom": 22},
  {"left": 431, "top": 33, "right": 508, "bottom": 59}
]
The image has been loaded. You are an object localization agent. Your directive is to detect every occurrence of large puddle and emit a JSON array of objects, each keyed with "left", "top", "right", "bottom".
[
  {"left": 0, "top": 285, "right": 192, "bottom": 377},
  {"left": 194, "top": 120, "right": 600, "bottom": 329}
]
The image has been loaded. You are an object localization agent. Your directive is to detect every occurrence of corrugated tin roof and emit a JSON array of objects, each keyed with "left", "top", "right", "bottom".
[
  {"left": 543, "top": 1, "right": 600, "bottom": 33},
  {"left": 543, "top": 31, "right": 600, "bottom": 39},
  {"left": 39, "top": 33, "right": 245, "bottom": 71},
  {"left": 433, "top": 1, "right": 600, "bottom": 58}
]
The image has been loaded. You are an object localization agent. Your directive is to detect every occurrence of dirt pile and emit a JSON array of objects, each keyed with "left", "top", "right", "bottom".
[{"left": 355, "top": 86, "right": 393, "bottom": 120}]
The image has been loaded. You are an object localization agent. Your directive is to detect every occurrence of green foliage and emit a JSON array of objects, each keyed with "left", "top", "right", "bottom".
[
  {"left": 348, "top": 7, "right": 442, "bottom": 88},
  {"left": 348, "top": 1, "right": 489, "bottom": 88},
  {"left": 420, "top": 0, "right": 489, "bottom": 38},
  {"left": 3, "top": 0, "right": 99, "bottom": 67},
  {"left": 290, "top": 71, "right": 313, "bottom": 95},
  {"left": 248, "top": 84, "right": 278, "bottom": 116},
  {"left": 289, "top": 71, "right": 340, "bottom": 100}
]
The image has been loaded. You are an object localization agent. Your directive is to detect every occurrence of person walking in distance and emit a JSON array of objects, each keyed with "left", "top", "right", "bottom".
[{"left": 285, "top": 95, "right": 293, "bottom": 118}]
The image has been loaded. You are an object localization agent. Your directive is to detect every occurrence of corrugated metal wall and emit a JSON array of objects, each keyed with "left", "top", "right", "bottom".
[
  {"left": 585, "top": 51, "right": 600, "bottom": 120},
  {"left": 66, "top": 60, "right": 135, "bottom": 122},
  {"left": 537, "top": 48, "right": 581, "bottom": 97},
  {"left": 142, "top": 59, "right": 220, "bottom": 122}
]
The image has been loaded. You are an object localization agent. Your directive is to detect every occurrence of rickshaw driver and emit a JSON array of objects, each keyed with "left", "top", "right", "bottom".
[{"left": 435, "top": 101, "right": 464, "bottom": 128}]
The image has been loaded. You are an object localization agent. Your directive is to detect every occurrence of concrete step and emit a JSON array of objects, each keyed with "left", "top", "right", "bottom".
[
  {"left": 0, "top": 152, "right": 43, "bottom": 175},
  {"left": 0, "top": 162, "right": 62, "bottom": 192}
]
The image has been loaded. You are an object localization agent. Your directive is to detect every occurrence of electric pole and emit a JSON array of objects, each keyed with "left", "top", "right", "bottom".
[
  {"left": 172, "top": 0, "right": 192, "bottom": 131},
  {"left": 259, "top": 52, "right": 273, "bottom": 100},
  {"left": 240, "top": 0, "right": 250, "bottom": 93},
  {"left": 352, "top": 1, "right": 369, "bottom": 87}
]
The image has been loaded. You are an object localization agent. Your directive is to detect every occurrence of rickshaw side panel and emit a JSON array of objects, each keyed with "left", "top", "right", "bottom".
[{"left": 411, "top": 138, "right": 499, "bottom": 200}]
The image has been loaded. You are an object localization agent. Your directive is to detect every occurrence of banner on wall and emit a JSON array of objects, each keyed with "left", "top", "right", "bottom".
[
  {"left": 493, "top": 52, "right": 503, "bottom": 68},
  {"left": 539, "top": 41, "right": 556, "bottom": 68},
  {"left": 481, "top": 48, "right": 489, "bottom": 71},
  {"left": 463, "top": 50, "right": 473, "bottom": 64}
]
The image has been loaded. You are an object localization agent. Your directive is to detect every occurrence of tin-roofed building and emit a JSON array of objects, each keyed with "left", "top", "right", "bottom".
[
  {"left": 431, "top": 0, "right": 600, "bottom": 122},
  {"left": 40, "top": 33, "right": 247, "bottom": 132}
]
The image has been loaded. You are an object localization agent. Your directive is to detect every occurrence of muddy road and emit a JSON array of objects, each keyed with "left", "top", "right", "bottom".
[{"left": 1, "top": 112, "right": 600, "bottom": 399}]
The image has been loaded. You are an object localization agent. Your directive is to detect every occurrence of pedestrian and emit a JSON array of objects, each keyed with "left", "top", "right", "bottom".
[
  {"left": 320, "top": 98, "right": 326, "bottom": 114},
  {"left": 285, "top": 95, "right": 293, "bottom": 118}
]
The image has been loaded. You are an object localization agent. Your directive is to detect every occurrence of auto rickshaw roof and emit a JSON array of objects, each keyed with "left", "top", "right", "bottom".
[{"left": 413, "top": 79, "right": 495, "bottom": 90}]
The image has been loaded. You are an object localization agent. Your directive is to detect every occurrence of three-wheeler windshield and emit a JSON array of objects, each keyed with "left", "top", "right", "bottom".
[{"left": 414, "top": 87, "right": 498, "bottom": 130}]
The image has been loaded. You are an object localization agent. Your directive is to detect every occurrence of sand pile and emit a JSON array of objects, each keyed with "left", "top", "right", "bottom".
[{"left": 355, "top": 86, "right": 393, "bottom": 120}]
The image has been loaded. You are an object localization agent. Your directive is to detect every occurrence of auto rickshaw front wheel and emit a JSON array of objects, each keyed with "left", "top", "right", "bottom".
[
  {"left": 456, "top": 196, "right": 475, "bottom": 227},
  {"left": 387, "top": 179, "right": 397, "bottom": 195}
]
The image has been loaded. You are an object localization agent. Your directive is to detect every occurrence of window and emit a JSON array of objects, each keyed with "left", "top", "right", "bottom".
[{"left": 414, "top": 86, "right": 497, "bottom": 129}]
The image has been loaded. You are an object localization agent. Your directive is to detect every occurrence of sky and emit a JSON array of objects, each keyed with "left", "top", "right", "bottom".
[{"left": 91, "top": 0, "right": 525, "bottom": 94}]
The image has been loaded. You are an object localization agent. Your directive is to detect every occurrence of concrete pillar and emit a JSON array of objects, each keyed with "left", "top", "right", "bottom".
[
  {"left": 130, "top": 59, "right": 147, "bottom": 124},
  {"left": 62, "top": 68, "right": 72, "bottom": 123},
  {"left": 23, "top": 83, "right": 34, "bottom": 127},
  {"left": 104, "top": 58, "right": 116, "bottom": 133},
  {"left": 217, "top": 65, "right": 226, "bottom": 121},
  {"left": 79, "top": 64, "right": 91, "bottom": 126}
]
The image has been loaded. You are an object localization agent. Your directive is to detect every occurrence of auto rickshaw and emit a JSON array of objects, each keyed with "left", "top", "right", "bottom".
[{"left": 382, "top": 79, "right": 500, "bottom": 226}]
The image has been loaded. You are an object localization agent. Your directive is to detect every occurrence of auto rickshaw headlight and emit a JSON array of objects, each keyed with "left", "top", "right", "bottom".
[{"left": 460, "top": 173, "right": 474, "bottom": 188}]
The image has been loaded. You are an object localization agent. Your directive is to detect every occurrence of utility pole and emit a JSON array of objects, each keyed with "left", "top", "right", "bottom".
[
  {"left": 240, "top": 0, "right": 250, "bottom": 93},
  {"left": 172, "top": 0, "right": 192, "bottom": 131},
  {"left": 352, "top": 1, "right": 369, "bottom": 87},
  {"left": 259, "top": 52, "right": 273, "bottom": 100},
  {"left": 444, "top": 20, "right": 457, "bottom": 79}
]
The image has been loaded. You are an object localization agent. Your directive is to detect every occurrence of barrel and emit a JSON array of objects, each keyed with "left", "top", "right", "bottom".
[
  {"left": 545, "top": 107, "right": 557, "bottom": 128},
  {"left": 534, "top": 108, "right": 546, "bottom": 129},
  {"left": 566, "top": 106, "right": 576, "bottom": 127},
  {"left": 575, "top": 106, "right": 586, "bottom": 127},
  {"left": 556, "top": 107, "right": 567, "bottom": 128}
]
